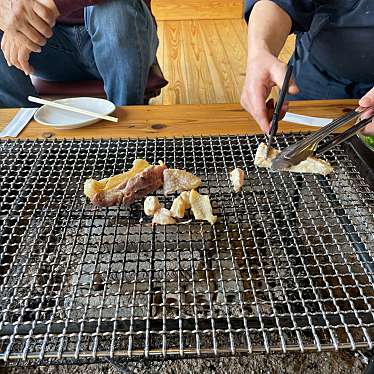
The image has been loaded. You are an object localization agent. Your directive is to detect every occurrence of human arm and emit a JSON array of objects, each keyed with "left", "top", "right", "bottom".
[
  {"left": 241, "top": 1, "right": 297, "bottom": 133},
  {"left": 241, "top": 0, "right": 317, "bottom": 133}
]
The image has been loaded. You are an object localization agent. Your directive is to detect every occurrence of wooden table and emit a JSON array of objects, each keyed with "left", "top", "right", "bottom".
[{"left": 0, "top": 100, "right": 358, "bottom": 140}]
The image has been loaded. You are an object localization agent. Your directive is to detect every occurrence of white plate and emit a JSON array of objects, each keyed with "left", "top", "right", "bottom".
[{"left": 34, "top": 97, "right": 116, "bottom": 130}]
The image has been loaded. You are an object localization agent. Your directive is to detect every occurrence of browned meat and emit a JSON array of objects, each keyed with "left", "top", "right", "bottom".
[
  {"left": 91, "top": 190, "right": 124, "bottom": 207},
  {"left": 91, "top": 164, "right": 167, "bottom": 207}
]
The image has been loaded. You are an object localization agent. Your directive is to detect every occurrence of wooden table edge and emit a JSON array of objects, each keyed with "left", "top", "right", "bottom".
[{"left": 0, "top": 100, "right": 359, "bottom": 140}]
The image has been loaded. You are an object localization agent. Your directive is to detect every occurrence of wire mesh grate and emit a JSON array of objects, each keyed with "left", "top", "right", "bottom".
[{"left": 0, "top": 134, "right": 374, "bottom": 363}]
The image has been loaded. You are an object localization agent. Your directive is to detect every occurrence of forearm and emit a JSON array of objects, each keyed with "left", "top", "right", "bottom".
[
  {"left": 0, "top": 0, "right": 12, "bottom": 31},
  {"left": 247, "top": 1, "right": 292, "bottom": 61}
]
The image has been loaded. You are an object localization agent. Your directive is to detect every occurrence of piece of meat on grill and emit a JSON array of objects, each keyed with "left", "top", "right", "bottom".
[
  {"left": 144, "top": 196, "right": 161, "bottom": 216},
  {"left": 230, "top": 168, "right": 245, "bottom": 193},
  {"left": 170, "top": 195, "right": 188, "bottom": 219},
  {"left": 91, "top": 164, "right": 167, "bottom": 207},
  {"left": 180, "top": 191, "right": 191, "bottom": 208},
  {"left": 190, "top": 189, "right": 217, "bottom": 225},
  {"left": 254, "top": 142, "right": 333, "bottom": 176},
  {"left": 84, "top": 159, "right": 150, "bottom": 199},
  {"left": 152, "top": 208, "right": 176, "bottom": 225},
  {"left": 163, "top": 169, "right": 202, "bottom": 195}
]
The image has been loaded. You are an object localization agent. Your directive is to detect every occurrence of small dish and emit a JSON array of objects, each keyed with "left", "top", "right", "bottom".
[{"left": 34, "top": 97, "right": 115, "bottom": 130}]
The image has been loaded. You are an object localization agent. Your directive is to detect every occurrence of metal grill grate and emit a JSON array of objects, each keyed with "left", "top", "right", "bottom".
[{"left": 0, "top": 134, "right": 374, "bottom": 364}]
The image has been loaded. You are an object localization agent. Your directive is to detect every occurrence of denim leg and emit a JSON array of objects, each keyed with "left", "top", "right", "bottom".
[
  {"left": 84, "top": 0, "right": 159, "bottom": 105},
  {"left": 0, "top": 26, "right": 97, "bottom": 108}
]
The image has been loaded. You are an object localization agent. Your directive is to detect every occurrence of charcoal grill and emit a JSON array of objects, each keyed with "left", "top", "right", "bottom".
[{"left": 0, "top": 133, "right": 374, "bottom": 366}]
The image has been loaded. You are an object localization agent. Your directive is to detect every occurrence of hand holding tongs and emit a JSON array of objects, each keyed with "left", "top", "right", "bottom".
[
  {"left": 266, "top": 64, "right": 294, "bottom": 157},
  {"left": 271, "top": 107, "right": 374, "bottom": 170}
]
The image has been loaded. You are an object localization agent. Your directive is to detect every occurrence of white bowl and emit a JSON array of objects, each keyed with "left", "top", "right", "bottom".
[{"left": 34, "top": 97, "right": 116, "bottom": 130}]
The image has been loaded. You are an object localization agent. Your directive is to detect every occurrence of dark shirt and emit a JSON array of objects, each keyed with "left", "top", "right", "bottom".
[
  {"left": 244, "top": 0, "right": 318, "bottom": 32},
  {"left": 244, "top": 0, "right": 374, "bottom": 83},
  {"left": 55, "top": 0, "right": 105, "bottom": 24},
  {"left": 55, "top": 0, "right": 152, "bottom": 24}
]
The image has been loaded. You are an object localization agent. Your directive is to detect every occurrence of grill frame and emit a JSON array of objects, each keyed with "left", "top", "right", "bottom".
[{"left": 0, "top": 133, "right": 374, "bottom": 365}]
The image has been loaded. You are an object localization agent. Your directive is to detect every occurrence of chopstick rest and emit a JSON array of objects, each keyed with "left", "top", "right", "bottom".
[{"left": 0, "top": 108, "right": 38, "bottom": 138}]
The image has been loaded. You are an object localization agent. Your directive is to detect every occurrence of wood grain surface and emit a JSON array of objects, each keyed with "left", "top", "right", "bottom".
[
  {"left": 155, "top": 19, "right": 295, "bottom": 105},
  {"left": 152, "top": 0, "right": 243, "bottom": 21},
  {"left": 182, "top": 20, "right": 217, "bottom": 104},
  {"left": 0, "top": 101, "right": 358, "bottom": 140},
  {"left": 163, "top": 21, "right": 190, "bottom": 104}
]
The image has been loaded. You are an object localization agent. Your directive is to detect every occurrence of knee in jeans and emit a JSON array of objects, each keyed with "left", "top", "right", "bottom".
[
  {"left": 85, "top": 0, "right": 157, "bottom": 72},
  {"left": 85, "top": 0, "right": 152, "bottom": 39}
]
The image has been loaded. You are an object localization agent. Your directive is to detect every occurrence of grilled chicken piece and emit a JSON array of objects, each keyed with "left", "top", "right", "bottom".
[
  {"left": 84, "top": 178, "right": 107, "bottom": 200},
  {"left": 230, "top": 168, "right": 245, "bottom": 193},
  {"left": 170, "top": 195, "right": 187, "bottom": 219},
  {"left": 92, "top": 164, "right": 167, "bottom": 207},
  {"left": 144, "top": 196, "right": 161, "bottom": 216},
  {"left": 105, "top": 159, "right": 150, "bottom": 191},
  {"left": 255, "top": 142, "right": 333, "bottom": 176},
  {"left": 84, "top": 159, "right": 150, "bottom": 199},
  {"left": 189, "top": 189, "right": 217, "bottom": 225},
  {"left": 152, "top": 208, "right": 176, "bottom": 225},
  {"left": 163, "top": 169, "right": 202, "bottom": 195},
  {"left": 180, "top": 191, "right": 191, "bottom": 209}
]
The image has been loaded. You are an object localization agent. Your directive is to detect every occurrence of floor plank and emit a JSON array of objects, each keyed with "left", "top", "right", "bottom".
[
  {"left": 214, "top": 19, "right": 247, "bottom": 95},
  {"left": 181, "top": 20, "right": 217, "bottom": 104},
  {"left": 153, "top": 19, "right": 295, "bottom": 106},
  {"left": 162, "top": 21, "right": 190, "bottom": 105},
  {"left": 199, "top": 20, "right": 240, "bottom": 103},
  {"left": 230, "top": 19, "right": 248, "bottom": 50},
  {"left": 152, "top": 0, "right": 243, "bottom": 21}
]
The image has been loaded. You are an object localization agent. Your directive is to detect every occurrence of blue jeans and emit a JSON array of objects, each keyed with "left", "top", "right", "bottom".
[{"left": 0, "top": 0, "right": 158, "bottom": 107}]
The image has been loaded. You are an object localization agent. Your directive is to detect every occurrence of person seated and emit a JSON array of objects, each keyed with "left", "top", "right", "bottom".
[
  {"left": 241, "top": 0, "right": 374, "bottom": 135},
  {"left": 0, "top": 0, "right": 159, "bottom": 107}
]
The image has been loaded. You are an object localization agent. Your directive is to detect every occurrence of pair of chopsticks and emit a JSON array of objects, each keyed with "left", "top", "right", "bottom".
[
  {"left": 266, "top": 64, "right": 294, "bottom": 157},
  {"left": 28, "top": 96, "right": 118, "bottom": 123}
]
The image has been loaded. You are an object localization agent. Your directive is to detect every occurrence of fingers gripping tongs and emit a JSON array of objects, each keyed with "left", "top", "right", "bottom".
[{"left": 271, "top": 107, "right": 374, "bottom": 170}]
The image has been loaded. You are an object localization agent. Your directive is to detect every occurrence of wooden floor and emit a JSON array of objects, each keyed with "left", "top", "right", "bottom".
[
  {"left": 151, "top": 18, "right": 295, "bottom": 105},
  {"left": 149, "top": 0, "right": 295, "bottom": 105}
]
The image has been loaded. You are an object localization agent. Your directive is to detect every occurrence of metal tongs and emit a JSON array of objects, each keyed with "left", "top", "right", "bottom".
[{"left": 271, "top": 107, "right": 374, "bottom": 170}]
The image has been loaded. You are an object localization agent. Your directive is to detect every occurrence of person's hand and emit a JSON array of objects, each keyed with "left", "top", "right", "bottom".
[
  {"left": 8, "top": 0, "right": 59, "bottom": 44},
  {"left": 358, "top": 88, "right": 374, "bottom": 136},
  {"left": 1, "top": 30, "right": 36, "bottom": 74},
  {"left": 1, "top": 0, "right": 59, "bottom": 75},
  {"left": 241, "top": 51, "right": 299, "bottom": 134}
]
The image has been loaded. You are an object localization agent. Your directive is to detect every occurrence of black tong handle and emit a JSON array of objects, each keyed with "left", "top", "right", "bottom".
[
  {"left": 273, "top": 64, "right": 294, "bottom": 121},
  {"left": 267, "top": 64, "right": 293, "bottom": 153}
]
